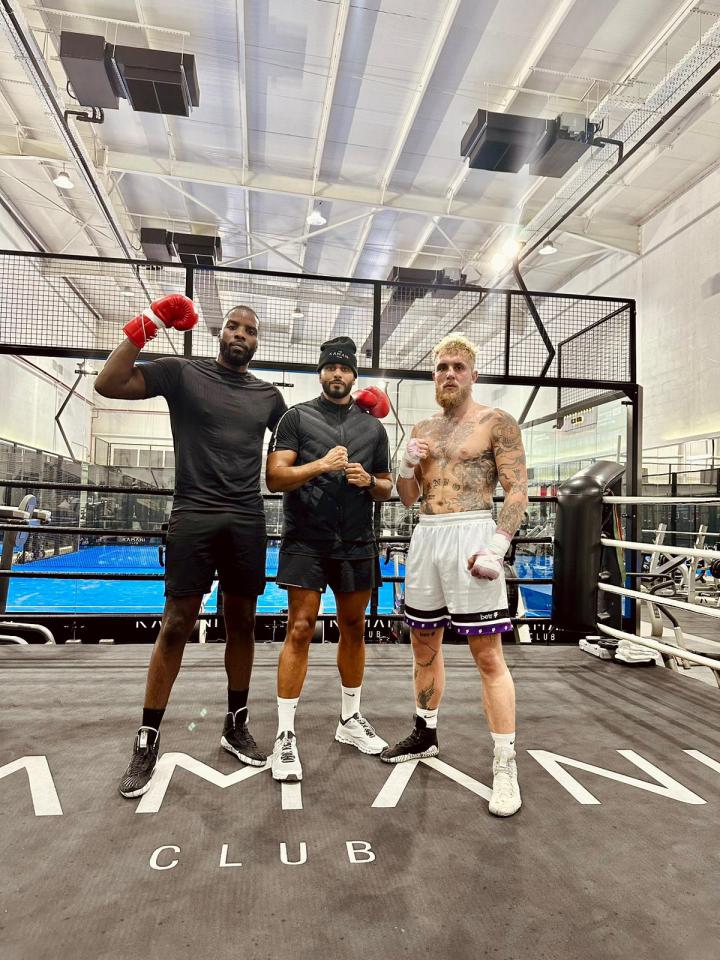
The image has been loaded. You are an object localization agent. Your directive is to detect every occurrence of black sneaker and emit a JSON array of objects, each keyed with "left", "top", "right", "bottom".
[
  {"left": 119, "top": 726, "right": 160, "bottom": 798},
  {"left": 221, "top": 708, "right": 266, "bottom": 766},
  {"left": 380, "top": 715, "right": 439, "bottom": 763}
]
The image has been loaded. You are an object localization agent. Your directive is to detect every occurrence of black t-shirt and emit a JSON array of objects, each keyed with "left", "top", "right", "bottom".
[
  {"left": 140, "top": 357, "right": 286, "bottom": 515},
  {"left": 269, "top": 394, "right": 390, "bottom": 558}
]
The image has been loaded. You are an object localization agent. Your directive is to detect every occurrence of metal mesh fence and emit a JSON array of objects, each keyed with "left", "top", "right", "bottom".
[
  {"left": 558, "top": 305, "right": 631, "bottom": 408},
  {"left": 0, "top": 251, "right": 633, "bottom": 389}
]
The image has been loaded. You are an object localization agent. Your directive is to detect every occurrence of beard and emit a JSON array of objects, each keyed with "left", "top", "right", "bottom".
[
  {"left": 219, "top": 338, "right": 255, "bottom": 368},
  {"left": 322, "top": 379, "right": 353, "bottom": 399},
  {"left": 435, "top": 381, "right": 471, "bottom": 411}
]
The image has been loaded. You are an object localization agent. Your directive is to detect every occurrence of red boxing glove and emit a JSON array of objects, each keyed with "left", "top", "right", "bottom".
[
  {"left": 123, "top": 294, "right": 198, "bottom": 348},
  {"left": 354, "top": 385, "right": 390, "bottom": 419}
]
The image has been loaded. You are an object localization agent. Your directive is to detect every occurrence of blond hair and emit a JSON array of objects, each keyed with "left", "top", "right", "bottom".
[{"left": 432, "top": 333, "right": 477, "bottom": 368}]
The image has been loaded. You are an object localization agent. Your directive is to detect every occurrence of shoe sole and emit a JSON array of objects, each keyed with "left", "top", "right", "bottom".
[
  {"left": 119, "top": 776, "right": 154, "bottom": 799},
  {"left": 271, "top": 769, "right": 302, "bottom": 782},
  {"left": 334, "top": 732, "right": 387, "bottom": 755},
  {"left": 489, "top": 802, "right": 522, "bottom": 817},
  {"left": 221, "top": 736, "right": 266, "bottom": 767},
  {"left": 380, "top": 746, "right": 439, "bottom": 764}
]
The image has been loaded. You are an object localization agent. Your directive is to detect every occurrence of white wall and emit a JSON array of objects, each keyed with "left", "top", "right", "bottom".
[
  {"left": 0, "top": 355, "right": 94, "bottom": 459},
  {"left": 560, "top": 164, "right": 720, "bottom": 451}
]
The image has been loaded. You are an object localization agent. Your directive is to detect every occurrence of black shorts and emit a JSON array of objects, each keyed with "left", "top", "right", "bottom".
[
  {"left": 165, "top": 511, "right": 267, "bottom": 598},
  {"left": 277, "top": 551, "right": 379, "bottom": 594}
]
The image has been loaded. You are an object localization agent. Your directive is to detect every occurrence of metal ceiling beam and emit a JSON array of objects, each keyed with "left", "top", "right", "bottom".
[
  {"left": 379, "top": 0, "right": 461, "bottom": 202},
  {"left": 300, "top": 0, "right": 350, "bottom": 278},
  {"left": 0, "top": 135, "right": 527, "bottom": 227},
  {"left": 561, "top": 229, "right": 640, "bottom": 256},
  {"left": 157, "top": 176, "right": 308, "bottom": 273},
  {"left": 225, "top": 208, "right": 378, "bottom": 267},
  {"left": 0, "top": 0, "right": 135, "bottom": 258},
  {"left": 312, "top": 0, "right": 349, "bottom": 193},
  {"left": 446, "top": 0, "right": 577, "bottom": 214},
  {"left": 452, "top": 0, "right": 578, "bottom": 280},
  {"left": 234, "top": 0, "right": 252, "bottom": 268}
]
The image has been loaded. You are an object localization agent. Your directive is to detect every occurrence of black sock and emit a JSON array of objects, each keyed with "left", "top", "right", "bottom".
[
  {"left": 142, "top": 707, "right": 165, "bottom": 733},
  {"left": 228, "top": 688, "right": 249, "bottom": 715}
]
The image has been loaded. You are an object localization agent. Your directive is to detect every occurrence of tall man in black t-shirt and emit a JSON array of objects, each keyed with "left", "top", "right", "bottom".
[
  {"left": 95, "top": 295, "right": 286, "bottom": 798},
  {"left": 266, "top": 337, "right": 392, "bottom": 781}
]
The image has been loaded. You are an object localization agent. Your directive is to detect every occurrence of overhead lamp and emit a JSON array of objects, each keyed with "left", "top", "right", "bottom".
[
  {"left": 52, "top": 167, "right": 74, "bottom": 190},
  {"left": 291, "top": 305, "right": 304, "bottom": 320},
  {"left": 306, "top": 203, "right": 326, "bottom": 227},
  {"left": 121, "top": 288, "right": 133, "bottom": 298},
  {"left": 539, "top": 241, "right": 557, "bottom": 256}
]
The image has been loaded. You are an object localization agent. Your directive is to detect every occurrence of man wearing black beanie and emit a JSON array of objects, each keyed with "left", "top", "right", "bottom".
[{"left": 265, "top": 337, "right": 393, "bottom": 782}]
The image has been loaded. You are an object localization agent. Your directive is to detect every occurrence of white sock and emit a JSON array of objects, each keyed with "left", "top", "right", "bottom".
[
  {"left": 492, "top": 732, "right": 516, "bottom": 754},
  {"left": 416, "top": 706, "right": 438, "bottom": 729},
  {"left": 341, "top": 685, "right": 361, "bottom": 721},
  {"left": 277, "top": 696, "right": 298, "bottom": 735}
]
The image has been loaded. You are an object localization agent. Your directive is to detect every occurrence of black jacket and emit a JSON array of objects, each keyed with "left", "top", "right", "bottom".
[{"left": 268, "top": 394, "right": 390, "bottom": 558}]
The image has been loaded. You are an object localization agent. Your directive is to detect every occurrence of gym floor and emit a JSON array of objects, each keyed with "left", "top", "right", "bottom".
[{"left": 1, "top": 644, "right": 717, "bottom": 960}]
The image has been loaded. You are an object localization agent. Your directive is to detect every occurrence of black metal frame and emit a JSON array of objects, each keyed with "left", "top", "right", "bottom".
[
  {"left": 0, "top": 251, "right": 638, "bottom": 637},
  {"left": 0, "top": 248, "right": 635, "bottom": 389}
]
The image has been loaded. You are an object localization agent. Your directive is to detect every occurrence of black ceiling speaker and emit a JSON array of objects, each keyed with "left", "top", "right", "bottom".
[
  {"left": 139, "top": 228, "right": 175, "bottom": 262},
  {"left": 59, "top": 32, "right": 200, "bottom": 117},
  {"left": 59, "top": 32, "right": 124, "bottom": 109},
  {"left": 461, "top": 110, "right": 547, "bottom": 173},
  {"left": 111, "top": 46, "right": 200, "bottom": 117},
  {"left": 529, "top": 113, "right": 598, "bottom": 178},
  {"left": 172, "top": 233, "right": 222, "bottom": 266}
]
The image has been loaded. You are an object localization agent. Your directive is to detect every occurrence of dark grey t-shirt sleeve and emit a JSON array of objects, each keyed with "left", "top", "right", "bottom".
[
  {"left": 138, "top": 357, "right": 185, "bottom": 400},
  {"left": 268, "top": 407, "right": 300, "bottom": 454},
  {"left": 373, "top": 425, "right": 391, "bottom": 473},
  {"left": 268, "top": 390, "right": 288, "bottom": 433}
]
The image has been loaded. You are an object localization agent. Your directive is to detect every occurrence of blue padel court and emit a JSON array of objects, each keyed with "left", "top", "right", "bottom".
[{"left": 5, "top": 543, "right": 552, "bottom": 618}]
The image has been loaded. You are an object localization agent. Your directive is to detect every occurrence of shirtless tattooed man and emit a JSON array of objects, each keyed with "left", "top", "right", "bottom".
[{"left": 380, "top": 333, "right": 528, "bottom": 817}]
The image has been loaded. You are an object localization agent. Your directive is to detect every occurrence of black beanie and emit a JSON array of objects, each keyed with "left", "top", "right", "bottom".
[{"left": 317, "top": 336, "right": 358, "bottom": 376}]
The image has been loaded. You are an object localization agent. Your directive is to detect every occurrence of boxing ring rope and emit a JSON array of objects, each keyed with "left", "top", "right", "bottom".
[
  {"left": 0, "top": 482, "right": 558, "bottom": 635},
  {"left": 604, "top": 496, "right": 720, "bottom": 505},
  {"left": 595, "top": 624, "right": 720, "bottom": 671},
  {"left": 598, "top": 494, "right": 720, "bottom": 676},
  {"left": 601, "top": 538, "right": 720, "bottom": 561}
]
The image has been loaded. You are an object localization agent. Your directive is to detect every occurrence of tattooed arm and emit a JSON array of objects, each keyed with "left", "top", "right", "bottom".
[{"left": 491, "top": 409, "right": 528, "bottom": 536}]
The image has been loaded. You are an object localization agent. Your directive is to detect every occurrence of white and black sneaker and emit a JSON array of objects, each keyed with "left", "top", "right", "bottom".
[
  {"left": 119, "top": 726, "right": 160, "bottom": 798},
  {"left": 271, "top": 730, "right": 302, "bottom": 782},
  {"left": 380, "top": 715, "right": 439, "bottom": 764},
  {"left": 489, "top": 748, "right": 521, "bottom": 817},
  {"left": 335, "top": 713, "right": 388, "bottom": 755}
]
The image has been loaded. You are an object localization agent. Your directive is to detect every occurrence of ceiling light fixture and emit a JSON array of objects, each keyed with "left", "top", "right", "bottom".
[
  {"left": 292, "top": 306, "right": 304, "bottom": 319},
  {"left": 539, "top": 240, "right": 558, "bottom": 256},
  {"left": 52, "top": 167, "right": 74, "bottom": 190},
  {"left": 306, "top": 202, "right": 327, "bottom": 227}
]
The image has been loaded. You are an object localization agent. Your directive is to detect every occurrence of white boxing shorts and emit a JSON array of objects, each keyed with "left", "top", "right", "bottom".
[{"left": 404, "top": 510, "right": 513, "bottom": 637}]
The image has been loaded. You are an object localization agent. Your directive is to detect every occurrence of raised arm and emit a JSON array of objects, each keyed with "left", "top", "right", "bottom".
[
  {"left": 95, "top": 339, "right": 148, "bottom": 399},
  {"left": 491, "top": 410, "right": 529, "bottom": 537},
  {"left": 95, "top": 294, "right": 197, "bottom": 400}
]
